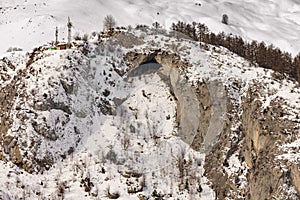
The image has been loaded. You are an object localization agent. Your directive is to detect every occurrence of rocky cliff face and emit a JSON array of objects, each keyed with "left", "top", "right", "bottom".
[
  {"left": 203, "top": 80, "right": 300, "bottom": 199},
  {"left": 243, "top": 85, "right": 300, "bottom": 199},
  {"left": 0, "top": 29, "right": 299, "bottom": 199},
  {"left": 123, "top": 35, "right": 300, "bottom": 199},
  {"left": 0, "top": 53, "right": 33, "bottom": 171},
  {"left": 0, "top": 47, "right": 95, "bottom": 172},
  {"left": 203, "top": 88, "right": 298, "bottom": 199}
]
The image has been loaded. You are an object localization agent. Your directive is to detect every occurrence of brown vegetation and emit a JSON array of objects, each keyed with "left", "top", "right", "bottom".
[{"left": 171, "top": 21, "right": 300, "bottom": 83}]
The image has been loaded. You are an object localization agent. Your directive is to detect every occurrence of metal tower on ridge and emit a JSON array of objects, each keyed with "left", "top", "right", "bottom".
[
  {"left": 67, "top": 16, "right": 72, "bottom": 46},
  {"left": 55, "top": 26, "right": 58, "bottom": 46}
]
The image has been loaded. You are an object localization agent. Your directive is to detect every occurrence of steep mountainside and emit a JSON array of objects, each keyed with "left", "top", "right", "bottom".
[{"left": 0, "top": 28, "right": 299, "bottom": 199}]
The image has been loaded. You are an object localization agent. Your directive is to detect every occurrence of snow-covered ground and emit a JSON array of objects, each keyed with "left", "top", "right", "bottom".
[
  {"left": 1, "top": 0, "right": 300, "bottom": 55},
  {"left": 0, "top": 30, "right": 219, "bottom": 199},
  {"left": 0, "top": 1, "right": 300, "bottom": 199},
  {"left": 0, "top": 25, "right": 299, "bottom": 199}
]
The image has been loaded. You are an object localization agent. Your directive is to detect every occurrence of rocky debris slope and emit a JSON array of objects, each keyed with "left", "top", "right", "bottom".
[
  {"left": 0, "top": 28, "right": 299, "bottom": 199},
  {"left": 0, "top": 47, "right": 96, "bottom": 172}
]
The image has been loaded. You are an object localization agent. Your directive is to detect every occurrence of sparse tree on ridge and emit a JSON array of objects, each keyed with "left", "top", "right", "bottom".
[
  {"left": 152, "top": 21, "right": 161, "bottom": 29},
  {"left": 170, "top": 20, "right": 300, "bottom": 83},
  {"left": 197, "top": 23, "right": 208, "bottom": 43},
  {"left": 103, "top": 14, "right": 116, "bottom": 32},
  {"left": 294, "top": 54, "right": 300, "bottom": 81}
]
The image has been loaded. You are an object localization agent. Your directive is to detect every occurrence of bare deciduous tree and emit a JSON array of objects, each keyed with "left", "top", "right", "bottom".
[
  {"left": 103, "top": 15, "right": 116, "bottom": 32},
  {"left": 152, "top": 21, "right": 161, "bottom": 29}
]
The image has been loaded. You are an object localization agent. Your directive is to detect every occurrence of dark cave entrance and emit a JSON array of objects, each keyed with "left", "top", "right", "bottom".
[{"left": 127, "top": 58, "right": 162, "bottom": 78}]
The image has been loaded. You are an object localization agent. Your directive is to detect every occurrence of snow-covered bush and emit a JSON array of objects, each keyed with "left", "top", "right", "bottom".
[{"left": 6, "top": 47, "right": 23, "bottom": 52}]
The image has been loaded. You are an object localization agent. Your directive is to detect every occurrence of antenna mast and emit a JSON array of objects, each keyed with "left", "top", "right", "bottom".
[
  {"left": 55, "top": 26, "right": 58, "bottom": 46},
  {"left": 67, "top": 17, "right": 72, "bottom": 46}
]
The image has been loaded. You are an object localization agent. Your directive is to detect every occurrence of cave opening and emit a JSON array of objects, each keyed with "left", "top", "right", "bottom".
[{"left": 127, "top": 57, "right": 162, "bottom": 78}]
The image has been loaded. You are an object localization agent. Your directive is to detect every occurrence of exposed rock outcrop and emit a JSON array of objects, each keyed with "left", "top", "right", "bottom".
[
  {"left": 124, "top": 48, "right": 300, "bottom": 199},
  {"left": 124, "top": 49, "right": 190, "bottom": 72},
  {"left": 0, "top": 29, "right": 299, "bottom": 199},
  {"left": 204, "top": 82, "right": 300, "bottom": 199},
  {"left": 0, "top": 49, "right": 88, "bottom": 172},
  {"left": 241, "top": 86, "right": 299, "bottom": 199}
]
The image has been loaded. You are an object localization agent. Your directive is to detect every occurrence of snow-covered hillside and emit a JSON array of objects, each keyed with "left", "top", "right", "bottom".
[
  {"left": 0, "top": 29, "right": 216, "bottom": 199},
  {"left": 1, "top": 0, "right": 300, "bottom": 55},
  {"left": 0, "top": 25, "right": 300, "bottom": 199}
]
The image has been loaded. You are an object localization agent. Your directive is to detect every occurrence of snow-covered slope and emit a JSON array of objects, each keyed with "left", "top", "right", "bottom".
[
  {"left": 1, "top": 0, "right": 300, "bottom": 55},
  {"left": 0, "top": 27, "right": 300, "bottom": 199},
  {"left": 0, "top": 30, "right": 217, "bottom": 199}
]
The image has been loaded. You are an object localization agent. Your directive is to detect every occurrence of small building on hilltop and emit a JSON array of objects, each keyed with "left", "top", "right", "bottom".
[{"left": 56, "top": 43, "right": 70, "bottom": 50}]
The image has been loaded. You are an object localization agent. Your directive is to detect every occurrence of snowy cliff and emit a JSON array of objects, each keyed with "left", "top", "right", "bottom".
[{"left": 0, "top": 28, "right": 300, "bottom": 199}]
